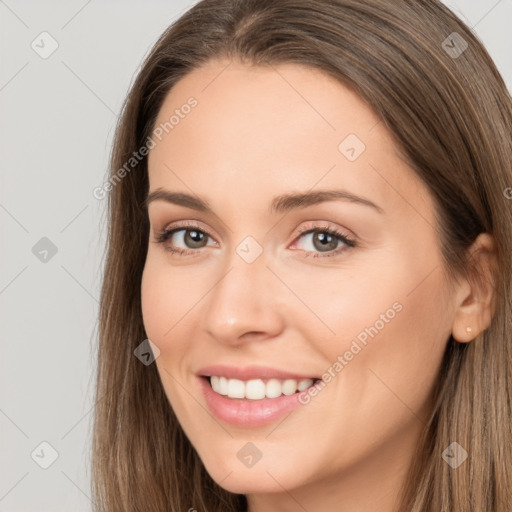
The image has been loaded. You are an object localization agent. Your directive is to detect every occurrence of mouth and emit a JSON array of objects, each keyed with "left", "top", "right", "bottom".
[
  {"left": 202, "top": 375, "right": 322, "bottom": 401},
  {"left": 196, "top": 364, "right": 322, "bottom": 426},
  {"left": 198, "top": 372, "right": 322, "bottom": 427}
]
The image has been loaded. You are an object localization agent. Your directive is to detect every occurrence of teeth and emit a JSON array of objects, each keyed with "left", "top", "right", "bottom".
[
  {"left": 297, "top": 379, "right": 313, "bottom": 391},
  {"left": 227, "top": 378, "right": 245, "bottom": 399},
  {"left": 209, "top": 376, "right": 315, "bottom": 400},
  {"left": 246, "top": 379, "right": 266, "bottom": 399}
]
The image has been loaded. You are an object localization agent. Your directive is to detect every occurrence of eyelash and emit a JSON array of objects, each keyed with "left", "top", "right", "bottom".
[{"left": 153, "top": 221, "right": 357, "bottom": 258}]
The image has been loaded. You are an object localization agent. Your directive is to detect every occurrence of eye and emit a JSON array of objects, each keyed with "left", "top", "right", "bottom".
[
  {"left": 153, "top": 222, "right": 217, "bottom": 255},
  {"left": 291, "top": 224, "right": 356, "bottom": 258}
]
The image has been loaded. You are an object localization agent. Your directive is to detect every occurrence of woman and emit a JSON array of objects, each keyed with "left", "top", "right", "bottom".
[{"left": 91, "top": 0, "right": 512, "bottom": 510}]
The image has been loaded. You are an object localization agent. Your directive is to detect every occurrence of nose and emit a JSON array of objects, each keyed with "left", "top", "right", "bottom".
[{"left": 200, "top": 249, "right": 285, "bottom": 346}]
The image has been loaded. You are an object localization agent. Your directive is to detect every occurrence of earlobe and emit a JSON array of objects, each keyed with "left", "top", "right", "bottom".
[{"left": 450, "top": 233, "right": 498, "bottom": 343}]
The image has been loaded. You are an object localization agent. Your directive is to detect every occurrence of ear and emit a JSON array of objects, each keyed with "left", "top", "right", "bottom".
[{"left": 451, "top": 233, "right": 498, "bottom": 343}]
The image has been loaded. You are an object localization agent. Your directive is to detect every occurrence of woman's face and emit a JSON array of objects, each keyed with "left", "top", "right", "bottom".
[{"left": 141, "top": 59, "right": 457, "bottom": 500}]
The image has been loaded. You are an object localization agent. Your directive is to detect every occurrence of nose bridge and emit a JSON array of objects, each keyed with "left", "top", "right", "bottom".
[{"left": 200, "top": 240, "right": 284, "bottom": 343}]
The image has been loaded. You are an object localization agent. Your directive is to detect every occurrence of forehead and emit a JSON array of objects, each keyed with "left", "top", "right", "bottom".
[{"left": 147, "top": 59, "right": 433, "bottom": 223}]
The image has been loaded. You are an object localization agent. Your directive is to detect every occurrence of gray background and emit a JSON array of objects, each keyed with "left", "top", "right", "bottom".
[{"left": 1, "top": 1, "right": 511, "bottom": 510}]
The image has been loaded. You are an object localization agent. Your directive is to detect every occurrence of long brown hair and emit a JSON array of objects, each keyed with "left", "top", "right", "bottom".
[{"left": 91, "top": 1, "right": 512, "bottom": 510}]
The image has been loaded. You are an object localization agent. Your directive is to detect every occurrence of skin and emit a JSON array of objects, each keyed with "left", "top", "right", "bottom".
[{"left": 141, "top": 58, "right": 496, "bottom": 512}]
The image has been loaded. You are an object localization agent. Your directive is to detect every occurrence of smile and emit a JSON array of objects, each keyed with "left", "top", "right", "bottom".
[{"left": 209, "top": 376, "right": 319, "bottom": 400}]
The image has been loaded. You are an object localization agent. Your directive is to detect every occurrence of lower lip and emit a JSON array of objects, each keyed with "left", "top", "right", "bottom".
[{"left": 199, "top": 377, "right": 307, "bottom": 427}]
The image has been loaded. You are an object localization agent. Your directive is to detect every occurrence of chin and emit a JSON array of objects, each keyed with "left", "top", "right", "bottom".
[
  {"left": 208, "top": 469, "right": 289, "bottom": 495},
  {"left": 198, "top": 449, "right": 310, "bottom": 495}
]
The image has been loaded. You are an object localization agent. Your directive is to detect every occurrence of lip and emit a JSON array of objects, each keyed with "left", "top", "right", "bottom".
[
  {"left": 199, "top": 375, "right": 315, "bottom": 427},
  {"left": 197, "top": 364, "right": 319, "bottom": 381}
]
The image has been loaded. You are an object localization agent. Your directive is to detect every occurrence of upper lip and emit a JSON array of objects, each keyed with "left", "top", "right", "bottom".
[{"left": 197, "top": 364, "right": 320, "bottom": 381}]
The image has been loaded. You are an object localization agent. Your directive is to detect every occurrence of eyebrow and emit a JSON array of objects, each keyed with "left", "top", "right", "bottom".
[{"left": 144, "top": 188, "right": 384, "bottom": 214}]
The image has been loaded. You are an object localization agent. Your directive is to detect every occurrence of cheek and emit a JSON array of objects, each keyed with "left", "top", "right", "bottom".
[
  {"left": 322, "top": 266, "right": 450, "bottom": 426},
  {"left": 288, "top": 255, "right": 449, "bottom": 423},
  {"left": 140, "top": 256, "right": 204, "bottom": 341},
  {"left": 140, "top": 259, "right": 203, "bottom": 426}
]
